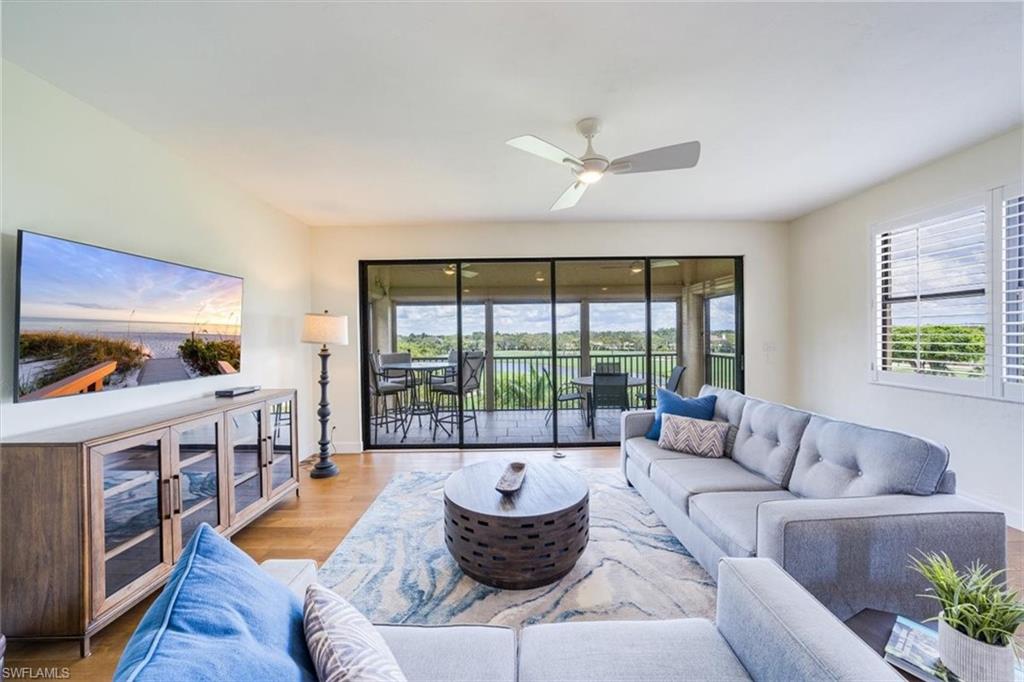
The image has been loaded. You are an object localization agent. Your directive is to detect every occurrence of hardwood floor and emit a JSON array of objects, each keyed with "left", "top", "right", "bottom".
[
  {"left": 6, "top": 448, "right": 1022, "bottom": 680},
  {"left": 4, "top": 448, "right": 616, "bottom": 680}
]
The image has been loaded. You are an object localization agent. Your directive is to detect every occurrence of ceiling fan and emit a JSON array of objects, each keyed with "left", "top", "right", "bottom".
[
  {"left": 442, "top": 263, "right": 478, "bottom": 278},
  {"left": 506, "top": 118, "right": 701, "bottom": 211},
  {"left": 600, "top": 259, "right": 680, "bottom": 273}
]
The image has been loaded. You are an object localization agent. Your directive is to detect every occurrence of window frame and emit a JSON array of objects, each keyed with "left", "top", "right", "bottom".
[
  {"left": 997, "top": 183, "right": 1024, "bottom": 402},
  {"left": 868, "top": 188, "right": 1021, "bottom": 403}
]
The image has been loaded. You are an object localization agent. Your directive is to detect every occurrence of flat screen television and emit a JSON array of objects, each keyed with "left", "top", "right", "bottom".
[{"left": 15, "top": 230, "right": 243, "bottom": 402}]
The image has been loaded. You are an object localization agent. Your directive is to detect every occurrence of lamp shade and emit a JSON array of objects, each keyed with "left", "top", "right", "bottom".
[{"left": 301, "top": 312, "right": 348, "bottom": 345}]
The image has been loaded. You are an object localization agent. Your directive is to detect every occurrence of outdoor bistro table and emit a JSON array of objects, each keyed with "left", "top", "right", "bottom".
[
  {"left": 571, "top": 374, "right": 647, "bottom": 423},
  {"left": 380, "top": 360, "right": 456, "bottom": 441},
  {"left": 570, "top": 374, "right": 646, "bottom": 388}
]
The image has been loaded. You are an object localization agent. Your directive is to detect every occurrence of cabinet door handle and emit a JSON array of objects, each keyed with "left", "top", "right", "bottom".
[
  {"left": 266, "top": 435, "right": 274, "bottom": 465},
  {"left": 172, "top": 474, "right": 182, "bottom": 515},
  {"left": 161, "top": 478, "right": 172, "bottom": 520}
]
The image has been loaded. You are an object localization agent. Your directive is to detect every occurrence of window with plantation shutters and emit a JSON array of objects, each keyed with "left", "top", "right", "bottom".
[
  {"left": 873, "top": 200, "right": 990, "bottom": 387},
  {"left": 1003, "top": 193, "right": 1024, "bottom": 386}
]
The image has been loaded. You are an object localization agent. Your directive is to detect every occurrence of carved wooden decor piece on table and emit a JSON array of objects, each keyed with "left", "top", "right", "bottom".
[
  {"left": 495, "top": 462, "right": 526, "bottom": 494},
  {"left": 444, "top": 460, "right": 589, "bottom": 590}
]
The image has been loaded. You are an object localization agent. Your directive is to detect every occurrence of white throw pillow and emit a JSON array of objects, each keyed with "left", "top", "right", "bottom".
[
  {"left": 303, "top": 583, "right": 407, "bottom": 682},
  {"left": 658, "top": 413, "right": 731, "bottom": 458}
]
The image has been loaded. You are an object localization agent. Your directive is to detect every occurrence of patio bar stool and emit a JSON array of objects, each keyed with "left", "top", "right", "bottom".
[
  {"left": 368, "top": 353, "right": 408, "bottom": 442},
  {"left": 430, "top": 351, "right": 485, "bottom": 441}
]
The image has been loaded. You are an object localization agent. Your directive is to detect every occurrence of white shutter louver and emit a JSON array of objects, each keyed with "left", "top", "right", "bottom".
[
  {"left": 874, "top": 203, "right": 989, "bottom": 380},
  {"left": 1003, "top": 194, "right": 1024, "bottom": 384}
]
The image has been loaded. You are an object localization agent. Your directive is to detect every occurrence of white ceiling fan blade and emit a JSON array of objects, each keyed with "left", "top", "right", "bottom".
[
  {"left": 609, "top": 141, "right": 701, "bottom": 174},
  {"left": 507, "top": 135, "right": 583, "bottom": 168},
  {"left": 462, "top": 270, "right": 478, "bottom": 278},
  {"left": 550, "top": 182, "right": 587, "bottom": 211},
  {"left": 651, "top": 259, "right": 680, "bottom": 268}
]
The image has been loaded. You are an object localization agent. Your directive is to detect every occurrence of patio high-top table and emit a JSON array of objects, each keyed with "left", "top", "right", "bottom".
[{"left": 380, "top": 360, "right": 456, "bottom": 441}]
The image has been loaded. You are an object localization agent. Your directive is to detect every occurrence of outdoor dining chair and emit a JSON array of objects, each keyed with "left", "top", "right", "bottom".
[
  {"left": 589, "top": 372, "right": 629, "bottom": 439},
  {"left": 541, "top": 366, "right": 585, "bottom": 425}
]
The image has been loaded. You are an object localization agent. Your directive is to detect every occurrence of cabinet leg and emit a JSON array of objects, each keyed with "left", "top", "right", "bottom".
[{"left": 80, "top": 635, "right": 91, "bottom": 658}]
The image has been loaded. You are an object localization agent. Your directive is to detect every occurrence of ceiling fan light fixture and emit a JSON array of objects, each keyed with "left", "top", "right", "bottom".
[
  {"left": 443, "top": 264, "right": 457, "bottom": 276},
  {"left": 578, "top": 169, "right": 603, "bottom": 184},
  {"left": 629, "top": 261, "right": 644, "bottom": 274}
]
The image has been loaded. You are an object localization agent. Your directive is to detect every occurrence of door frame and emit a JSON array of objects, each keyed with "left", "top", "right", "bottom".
[
  {"left": 359, "top": 255, "right": 745, "bottom": 450},
  {"left": 168, "top": 413, "right": 228, "bottom": 557},
  {"left": 225, "top": 403, "right": 268, "bottom": 527},
  {"left": 88, "top": 428, "right": 173, "bottom": 619},
  {"left": 265, "top": 396, "right": 300, "bottom": 499}
]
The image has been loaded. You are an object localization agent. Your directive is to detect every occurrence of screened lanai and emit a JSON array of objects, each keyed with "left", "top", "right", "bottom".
[{"left": 360, "top": 257, "right": 742, "bottom": 449}]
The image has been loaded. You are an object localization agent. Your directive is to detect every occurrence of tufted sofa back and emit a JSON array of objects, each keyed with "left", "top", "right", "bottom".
[
  {"left": 788, "top": 415, "right": 950, "bottom": 498},
  {"left": 731, "top": 398, "right": 812, "bottom": 486},
  {"left": 698, "top": 384, "right": 747, "bottom": 426}
]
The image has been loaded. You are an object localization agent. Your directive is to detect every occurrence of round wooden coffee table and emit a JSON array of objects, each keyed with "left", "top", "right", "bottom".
[{"left": 443, "top": 461, "right": 589, "bottom": 589}]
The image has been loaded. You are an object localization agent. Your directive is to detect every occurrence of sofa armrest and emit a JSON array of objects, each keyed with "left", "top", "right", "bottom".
[
  {"left": 756, "top": 495, "right": 1006, "bottom": 621},
  {"left": 260, "top": 559, "right": 318, "bottom": 599},
  {"left": 717, "top": 558, "right": 900, "bottom": 681},
  {"left": 620, "top": 410, "right": 656, "bottom": 480}
]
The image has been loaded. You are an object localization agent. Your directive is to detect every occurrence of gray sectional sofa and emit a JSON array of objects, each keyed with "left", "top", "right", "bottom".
[
  {"left": 264, "top": 556, "right": 900, "bottom": 681},
  {"left": 621, "top": 385, "right": 1007, "bottom": 622}
]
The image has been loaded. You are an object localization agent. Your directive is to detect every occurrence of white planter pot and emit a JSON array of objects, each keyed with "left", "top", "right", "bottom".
[{"left": 938, "top": 618, "right": 1015, "bottom": 681}]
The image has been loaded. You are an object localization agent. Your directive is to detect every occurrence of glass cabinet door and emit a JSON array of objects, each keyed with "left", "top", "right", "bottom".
[
  {"left": 227, "top": 406, "right": 266, "bottom": 522},
  {"left": 170, "top": 415, "right": 225, "bottom": 555},
  {"left": 90, "top": 430, "right": 173, "bottom": 616},
  {"left": 267, "top": 398, "right": 296, "bottom": 495}
]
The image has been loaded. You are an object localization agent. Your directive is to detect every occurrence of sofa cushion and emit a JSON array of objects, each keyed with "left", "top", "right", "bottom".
[
  {"left": 698, "top": 384, "right": 747, "bottom": 427},
  {"left": 788, "top": 415, "right": 950, "bottom": 498},
  {"left": 376, "top": 624, "right": 516, "bottom": 682},
  {"left": 645, "top": 390, "right": 716, "bottom": 440},
  {"left": 732, "top": 398, "right": 812, "bottom": 487},
  {"left": 303, "top": 584, "right": 406, "bottom": 682},
  {"left": 649, "top": 458, "right": 781, "bottom": 514},
  {"left": 114, "top": 523, "right": 315, "bottom": 682},
  {"left": 689, "top": 490, "right": 797, "bottom": 557},
  {"left": 625, "top": 436, "right": 700, "bottom": 477},
  {"left": 518, "top": 618, "right": 751, "bottom": 682},
  {"left": 658, "top": 414, "right": 731, "bottom": 458}
]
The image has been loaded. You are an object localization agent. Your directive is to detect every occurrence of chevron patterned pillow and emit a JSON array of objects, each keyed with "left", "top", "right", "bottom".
[
  {"left": 303, "top": 583, "right": 407, "bottom": 682},
  {"left": 658, "top": 413, "right": 731, "bottom": 457}
]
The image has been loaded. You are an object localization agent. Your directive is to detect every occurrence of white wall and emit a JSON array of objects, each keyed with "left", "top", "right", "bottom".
[
  {"left": 788, "top": 127, "right": 1024, "bottom": 527},
  {"left": 309, "top": 221, "right": 792, "bottom": 452},
  {"left": 0, "top": 62, "right": 315, "bottom": 455}
]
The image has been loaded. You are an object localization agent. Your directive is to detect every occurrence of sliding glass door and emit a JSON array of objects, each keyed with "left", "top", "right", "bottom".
[
  {"left": 459, "top": 261, "right": 554, "bottom": 446},
  {"left": 359, "top": 257, "right": 743, "bottom": 449},
  {"left": 554, "top": 259, "right": 647, "bottom": 444}
]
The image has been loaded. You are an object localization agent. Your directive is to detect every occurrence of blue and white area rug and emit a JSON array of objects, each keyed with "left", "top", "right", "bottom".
[{"left": 317, "top": 468, "right": 715, "bottom": 628}]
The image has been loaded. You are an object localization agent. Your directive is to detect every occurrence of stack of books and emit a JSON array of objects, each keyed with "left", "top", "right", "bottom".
[{"left": 884, "top": 616, "right": 1022, "bottom": 682}]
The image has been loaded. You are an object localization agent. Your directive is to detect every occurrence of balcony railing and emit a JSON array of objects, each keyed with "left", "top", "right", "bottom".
[
  {"left": 414, "top": 351, "right": 736, "bottom": 411},
  {"left": 706, "top": 352, "right": 737, "bottom": 390}
]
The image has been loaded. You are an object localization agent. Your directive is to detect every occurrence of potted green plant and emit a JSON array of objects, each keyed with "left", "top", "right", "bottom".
[{"left": 910, "top": 552, "right": 1024, "bottom": 681}]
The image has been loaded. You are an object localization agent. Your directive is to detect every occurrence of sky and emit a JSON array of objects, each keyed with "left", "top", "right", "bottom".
[
  {"left": 18, "top": 232, "right": 243, "bottom": 330},
  {"left": 395, "top": 298, "right": 735, "bottom": 336}
]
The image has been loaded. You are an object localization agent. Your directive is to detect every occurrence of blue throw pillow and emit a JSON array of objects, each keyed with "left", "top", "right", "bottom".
[
  {"left": 114, "top": 524, "right": 316, "bottom": 682},
  {"left": 645, "top": 389, "right": 717, "bottom": 440}
]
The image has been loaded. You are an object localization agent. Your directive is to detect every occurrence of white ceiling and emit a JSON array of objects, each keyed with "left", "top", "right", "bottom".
[{"left": 3, "top": 2, "right": 1021, "bottom": 226}]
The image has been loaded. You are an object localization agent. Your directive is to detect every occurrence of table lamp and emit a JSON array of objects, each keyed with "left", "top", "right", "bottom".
[{"left": 301, "top": 310, "right": 349, "bottom": 478}]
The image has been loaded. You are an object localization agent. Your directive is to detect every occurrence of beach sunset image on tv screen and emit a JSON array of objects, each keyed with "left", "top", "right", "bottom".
[{"left": 16, "top": 231, "right": 243, "bottom": 402}]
